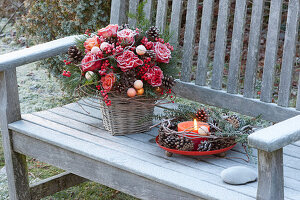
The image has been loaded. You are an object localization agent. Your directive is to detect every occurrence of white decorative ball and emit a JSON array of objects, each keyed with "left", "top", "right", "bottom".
[
  {"left": 91, "top": 46, "right": 100, "bottom": 54},
  {"left": 134, "top": 80, "right": 143, "bottom": 90},
  {"left": 85, "top": 71, "right": 95, "bottom": 80},
  {"left": 198, "top": 126, "right": 209, "bottom": 136},
  {"left": 136, "top": 45, "right": 146, "bottom": 55},
  {"left": 100, "top": 42, "right": 109, "bottom": 51}
]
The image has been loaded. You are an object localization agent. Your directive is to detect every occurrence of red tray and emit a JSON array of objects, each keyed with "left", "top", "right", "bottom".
[{"left": 155, "top": 136, "right": 236, "bottom": 156}]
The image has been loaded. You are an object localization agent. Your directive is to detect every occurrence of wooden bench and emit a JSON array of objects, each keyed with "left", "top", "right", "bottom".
[{"left": 0, "top": 0, "right": 299, "bottom": 199}]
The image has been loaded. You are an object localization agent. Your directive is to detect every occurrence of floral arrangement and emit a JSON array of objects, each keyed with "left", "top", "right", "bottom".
[{"left": 62, "top": 24, "right": 177, "bottom": 106}]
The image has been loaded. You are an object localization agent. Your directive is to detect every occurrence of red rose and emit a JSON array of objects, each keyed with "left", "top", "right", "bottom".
[
  {"left": 144, "top": 66, "right": 164, "bottom": 87},
  {"left": 154, "top": 42, "right": 171, "bottom": 63},
  {"left": 117, "top": 29, "right": 135, "bottom": 46},
  {"left": 98, "top": 24, "right": 118, "bottom": 38},
  {"left": 116, "top": 50, "right": 143, "bottom": 72},
  {"left": 101, "top": 72, "right": 116, "bottom": 92},
  {"left": 81, "top": 52, "right": 101, "bottom": 72},
  {"left": 84, "top": 35, "right": 100, "bottom": 52}
]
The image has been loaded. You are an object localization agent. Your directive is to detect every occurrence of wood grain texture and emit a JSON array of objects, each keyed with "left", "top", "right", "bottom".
[
  {"left": 227, "top": 0, "right": 247, "bottom": 94},
  {"left": 196, "top": 0, "right": 215, "bottom": 86},
  {"left": 260, "top": 0, "right": 283, "bottom": 103},
  {"left": 248, "top": 115, "right": 300, "bottom": 152},
  {"left": 110, "top": 0, "right": 128, "bottom": 25},
  {"left": 0, "top": 36, "right": 77, "bottom": 71},
  {"left": 128, "top": 0, "right": 138, "bottom": 27},
  {"left": 30, "top": 172, "right": 87, "bottom": 200},
  {"left": 243, "top": 0, "right": 265, "bottom": 98},
  {"left": 13, "top": 132, "right": 203, "bottom": 200},
  {"left": 169, "top": 0, "right": 183, "bottom": 47},
  {"left": 257, "top": 149, "right": 284, "bottom": 200},
  {"left": 174, "top": 80, "right": 300, "bottom": 122},
  {"left": 0, "top": 70, "right": 30, "bottom": 200},
  {"left": 20, "top": 112, "right": 259, "bottom": 198},
  {"left": 155, "top": 0, "right": 168, "bottom": 32},
  {"left": 180, "top": 0, "right": 199, "bottom": 82},
  {"left": 211, "top": 0, "right": 231, "bottom": 90},
  {"left": 297, "top": 72, "right": 300, "bottom": 110},
  {"left": 278, "top": 0, "right": 300, "bottom": 107},
  {"left": 31, "top": 105, "right": 300, "bottom": 197},
  {"left": 143, "top": 0, "right": 153, "bottom": 21}
]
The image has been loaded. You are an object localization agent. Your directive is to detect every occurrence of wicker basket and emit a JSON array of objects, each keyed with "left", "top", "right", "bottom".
[{"left": 99, "top": 95, "right": 155, "bottom": 135}]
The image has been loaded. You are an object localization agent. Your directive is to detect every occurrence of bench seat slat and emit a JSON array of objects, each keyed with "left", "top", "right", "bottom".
[
  {"left": 9, "top": 101, "right": 300, "bottom": 199},
  {"left": 8, "top": 118, "right": 257, "bottom": 199},
  {"left": 21, "top": 113, "right": 260, "bottom": 198}
]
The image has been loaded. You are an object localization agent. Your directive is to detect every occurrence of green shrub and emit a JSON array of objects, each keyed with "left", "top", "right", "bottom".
[{"left": 17, "top": 0, "right": 111, "bottom": 89}]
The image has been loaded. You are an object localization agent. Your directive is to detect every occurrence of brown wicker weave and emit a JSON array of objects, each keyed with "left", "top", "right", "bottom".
[{"left": 99, "top": 95, "right": 155, "bottom": 135}]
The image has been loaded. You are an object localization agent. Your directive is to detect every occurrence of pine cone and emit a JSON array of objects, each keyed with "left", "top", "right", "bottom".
[
  {"left": 146, "top": 26, "right": 160, "bottom": 40},
  {"left": 163, "top": 134, "right": 178, "bottom": 149},
  {"left": 225, "top": 115, "right": 240, "bottom": 129},
  {"left": 161, "top": 76, "right": 175, "bottom": 90},
  {"left": 195, "top": 108, "right": 209, "bottom": 122},
  {"left": 114, "top": 83, "right": 126, "bottom": 93},
  {"left": 176, "top": 137, "right": 194, "bottom": 151},
  {"left": 197, "top": 140, "right": 212, "bottom": 151},
  {"left": 118, "top": 70, "right": 137, "bottom": 90},
  {"left": 68, "top": 46, "right": 84, "bottom": 64}
]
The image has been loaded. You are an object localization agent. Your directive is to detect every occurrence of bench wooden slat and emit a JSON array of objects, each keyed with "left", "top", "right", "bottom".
[
  {"left": 20, "top": 112, "right": 259, "bottom": 198},
  {"left": 260, "top": 0, "right": 283, "bottom": 103},
  {"left": 297, "top": 73, "right": 300, "bottom": 110},
  {"left": 0, "top": 70, "right": 30, "bottom": 199},
  {"left": 211, "top": 0, "right": 231, "bottom": 90},
  {"left": 155, "top": 0, "right": 168, "bottom": 32},
  {"left": 195, "top": 0, "right": 215, "bottom": 86},
  {"left": 39, "top": 103, "right": 300, "bottom": 187},
  {"left": 0, "top": 36, "right": 77, "bottom": 71},
  {"left": 30, "top": 172, "right": 87, "bottom": 200},
  {"left": 243, "top": 0, "right": 265, "bottom": 98},
  {"left": 13, "top": 131, "right": 202, "bottom": 200},
  {"left": 128, "top": 0, "right": 138, "bottom": 27},
  {"left": 10, "top": 118, "right": 257, "bottom": 200},
  {"left": 110, "top": 0, "right": 128, "bottom": 25},
  {"left": 169, "top": 0, "right": 183, "bottom": 47},
  {"left": 174, "top": 80, "right": 300, "bottom": 122},
  {"left": 180, "top": 0, "right": 199, "bottom": 82},
  {"left": 227, "top": 0, "right": 247, "bottom": 94},
  {"left": 143, "top": 0, "right": 153, "bottom": 21},
  {"left": 278, "top": 0, "right": 300, "bottom": 107},
  {"left": 15, "top": 104, "right": 300, "bottom": 199}
]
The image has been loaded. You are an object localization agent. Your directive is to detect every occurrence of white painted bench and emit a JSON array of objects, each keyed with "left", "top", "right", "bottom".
[{"left": 0, "top": 0, "right": 299, "bottom": 199}]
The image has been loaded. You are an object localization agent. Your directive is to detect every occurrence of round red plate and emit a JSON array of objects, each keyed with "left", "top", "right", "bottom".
[{"left": 155, "top": 136, "right": 236, "bottom": 156}]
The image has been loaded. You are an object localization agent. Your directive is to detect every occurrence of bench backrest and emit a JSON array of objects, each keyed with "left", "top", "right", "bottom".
[{"left": 111, "top": 0, "right": 300, "bottom": 122}]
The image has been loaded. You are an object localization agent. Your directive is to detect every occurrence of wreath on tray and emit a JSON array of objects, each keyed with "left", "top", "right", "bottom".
[{"left": 150, "top": 104, "right": 262, "bottom": 158}]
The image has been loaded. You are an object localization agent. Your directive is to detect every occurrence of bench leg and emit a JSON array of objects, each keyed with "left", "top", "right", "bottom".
[
  {"left": 2, "top": 131, "right": 31, "bottom": 200},
  {"left": 0, "top": 70, "right": 31, "bottom": 199},
  {"left": 257, "top": 149, "right": 284, "bottom": 200}
]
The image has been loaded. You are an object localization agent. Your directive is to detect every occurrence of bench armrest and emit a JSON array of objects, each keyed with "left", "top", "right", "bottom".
[
  {"left": 0, "top": 35, "right": 79, "bottom": 72},
  {"left": 248, "top": 115, "right": 300, "bottom": 152}
]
